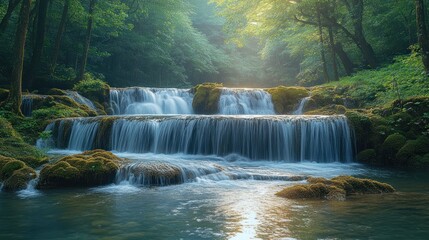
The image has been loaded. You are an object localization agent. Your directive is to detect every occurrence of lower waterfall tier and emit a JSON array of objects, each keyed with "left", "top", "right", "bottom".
[{"left": 41, "top": 115, "right": 355, "bottom": 163}]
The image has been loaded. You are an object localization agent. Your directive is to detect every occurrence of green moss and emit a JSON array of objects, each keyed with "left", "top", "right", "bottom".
[
  {"left": 305, "top": 104, "right": 347, "bottom": 115},
  {"left": 345, "top": 111, "right": 373, "bottom": 150},
  {"left": 409, "top": 153, "right": 429, "bottom": 168},
  {"left": 396, "top": 137, "right": 429, "bottom": 165},
  {"left": 380, "top": 133, "right": 407, "bottom": 165},
  {"left": 192, "top": 83, "right": 223, "bottom": 114},
  {"left": 266, "top": 86, "right": 309, "bottom": 114},
  {"left": 2, "top": 167, "right": 37, "bottom": 191},
  {"left": 0, "top": 117, "right": 47, "bottom": 167},
  {"left": 0, "top": 156, "right": 37, "bottom": 191},
  {"left": 47, "top": 88, "right": 67, "bottom": 95},
  {"left": 73, "top": 74, "right": 110, "bottom": 104},
  {"left": 276, "top": 176, "right": 394, "bottom": 201},
  {"left": 0, "top": 160, "right": 25, "bottom": 180},
  {"left": 38, "top": 150, "right": 126, "bottom": 188},
  {"left": 357, "top": 149, "right": 377, "bottom": 164}
]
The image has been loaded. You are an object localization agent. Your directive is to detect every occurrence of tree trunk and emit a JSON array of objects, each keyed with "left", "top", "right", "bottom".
[
  {"left": 77, "top": 0, "right": 97, "bottom": 81},
  {"left": 346, "top": 0, "right": 377, "bottom": 68},
  {"left": 50, "top": 0, "right": 70, "bottom": 73},
  {"left": 0, "top": 0, "right": 21, "bottom": 35},
  {"left": 416, "top": 0, "right": 429, "bottom": 74},
  {"left": 4, "top": 0, "right": 32, "bottom": 116},
  {"left": 317, "top": 6, "right": 329, "bottom": 83},
  {"left": 328, "top": 26, "right": 339, "bottom": 81},
  {"left": 26, "top": 0, "right": 49, "bottom": 89},
  {"left": 334, "top": 43, "right": 354, "bottom": 76}
]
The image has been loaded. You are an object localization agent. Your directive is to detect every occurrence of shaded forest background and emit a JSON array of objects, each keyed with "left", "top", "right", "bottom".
[{"left": 0, "top": 0, "right": 426, "bottom": 89}]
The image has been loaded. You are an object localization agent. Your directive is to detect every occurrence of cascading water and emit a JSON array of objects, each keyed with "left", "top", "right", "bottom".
[
  {"left": 218, "top": 88, "right": 276, "bottom": 115},
  {"left": 21, "top": 95, "right": 34, "bottom": 117},
  {"left": 65, "top": 90, "right": 97, "bottom": 111},
  {"left": 109, "top": 88, "right": 194, "bottom": 115},
  {"left": 41, "top": 115, "right": 354, "bottom": 163},
  {"left": 293, "top": 97, "right": 311, "bottom": 115}
]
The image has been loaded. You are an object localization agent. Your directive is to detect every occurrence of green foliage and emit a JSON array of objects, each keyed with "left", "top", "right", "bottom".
[
  {"left": 0, "top": 116, "right": 47, "bottom": 167},
  {"left": 73, "top": 73, "right": 110, "bottom": 102},
  {"left": 357, "top": 149, "right": 377, "bottom": 164},
  {"left": 324, "top": 54, "right": 429, "bottom": 106}
]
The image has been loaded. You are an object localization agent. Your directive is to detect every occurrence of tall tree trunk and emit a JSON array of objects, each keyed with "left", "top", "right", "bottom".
[
  {"left": 50, "top": 0, "right": 70, "bottom": 73},
  {"left": 416, "top": 0, "right": 429, "bottom": 74},
  {"left": 4, "top": 0, "right": 32, "bottom": 116},
  {"left": 0, "top": 0, "right": 21, "bottom": 35},
  {"left": 77, "top": 0, "right": 97, "bottom": 81},
  {"left": 26, "top": 0, "right": 49, "bottom": 89},
  {"left": 317, "top": 6, "right": 329, "bottom": 83},
  {"left": 344, "top": 0, "right": 377, "bottom": 68},
  {"left": 334, "top": 43, "right": 354, "bottom": 76},
  {"left": 328, "top": 26, "right": 339, "bottom": 81}
]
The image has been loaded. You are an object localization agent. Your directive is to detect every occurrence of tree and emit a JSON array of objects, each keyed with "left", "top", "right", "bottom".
[
  {"left": 3, "top": 0, "right": 32, "bottom": 115},
  {"left": 0, "top": 0, "right": 21, "bottom": 35},
  {"left": 50, "top": 0, "right": 70, "bottom": 73},
  {"left": 77, "top": 0, "right": 97, "bottom": 81},
  {"left": 26, "top": 0, "right": 49, "bottom": 89},
  {"left": 416, "top": 0, "right": 429, "bottom": 74}
]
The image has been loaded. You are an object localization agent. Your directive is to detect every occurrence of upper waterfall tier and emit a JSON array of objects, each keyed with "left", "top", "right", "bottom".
[
  {"left": 41, "top": 115, "right": 355, "bottom": 163},
  {"left": 218, "top": 88, "right": 276, "bottom": 115},
  {"left": 109, "top": 88, "right": 194, "bottom": 115}
]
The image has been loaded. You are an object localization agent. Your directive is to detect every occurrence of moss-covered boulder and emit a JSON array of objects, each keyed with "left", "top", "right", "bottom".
[
  {"left": 266, "top": 86, "right": 309, "bottom": 114},
  {"left": 276, "top": 176, "right": 395, "bottom": 201},
  {"left": 0, "top": 155, "right": 37, "bottom": 191},
  {"left": 380, "top": 133, "right": 407, "bottom": 165},
  {"left": 192, "top": 83, "right": 222, "bottom": 114},
  {"left": 396, "top": 136, "right": 429, "bottom": 166},
  {"left": 38, "top": 150, "right": 126, "bottom": 188},
  {"left": 357, "top": 149, "right": 377, "bottom": 164},
  {"left": 0, "top": 117, "right": 47, "bottom": 167}
]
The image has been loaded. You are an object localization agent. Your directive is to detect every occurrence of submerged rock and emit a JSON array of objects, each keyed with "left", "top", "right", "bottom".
[
  {"left": 38, "top": 150, "right": 126, "bottom": 188},
  {"left": 0, "top": 155, "right": 37, "bottom": 191},
  {"left": 276, "top": 176, "right": 395, "bottom": 201}
]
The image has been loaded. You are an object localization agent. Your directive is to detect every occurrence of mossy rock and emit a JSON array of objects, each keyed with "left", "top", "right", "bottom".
[
  {"left": 0, "top": 155, "right": 37, "bottom": 191},
  {"left": 266, "top": 86, "right": 309, "bottom": 114},
  {"left": 396, "top": 137, "right": 429, "bottom": 166},
  {"left": 276, "top": 176, "right": 394, "bottom": 201},
  {"left": 2, "top": 167, "right": 37, "bottom": 191},
  {"left": 357, "top": 149, "right": 377, "bottom": 164},
  {"left": 345, "top": 111, "right": 373, "bottom": 150},
  {"left": 38, "top": 150, "right": 126, "bottom": 188},
  {"left": 305, "top": 104, "right": 347, "bottom": 115},
  {"left": 380, "top": 133, "right": 407, "bottom": 165},
  {"left": 192, "top": 83, "right": 223, "bottom": 114},
  {"left": 0, "top": 117, "right": 47, "bottom": 167},
  {"left": 0, "top": 160, "right": 26, "bottom": 180}
]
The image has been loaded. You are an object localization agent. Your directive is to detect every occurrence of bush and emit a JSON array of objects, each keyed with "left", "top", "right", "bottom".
[{"left": 73, "top": 73, "right": 110, "bottom": 103}]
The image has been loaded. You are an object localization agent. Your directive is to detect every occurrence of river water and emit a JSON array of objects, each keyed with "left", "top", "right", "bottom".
[{"left": 1, "top": 153, "right": 428, "bottom": 240}]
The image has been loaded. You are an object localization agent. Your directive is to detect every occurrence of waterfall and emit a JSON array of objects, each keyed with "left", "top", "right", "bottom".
[
  {"left": 218, "top": 88, "right": 276, "bottom": 115},
  {"left": 109, "top": 88, "right": 194, "bottom": 115},
  {"left": 65, "top": 91, "right": 97, "bottom": 111},
  {"left": 21, "top": 96, "right": 34, "bottom": 117},
  {"left": 293, "top": 97, "right": 311, "bottom": 115},
  {"left": 43, "top": 115, "right": 355, "bottom": 163}
]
